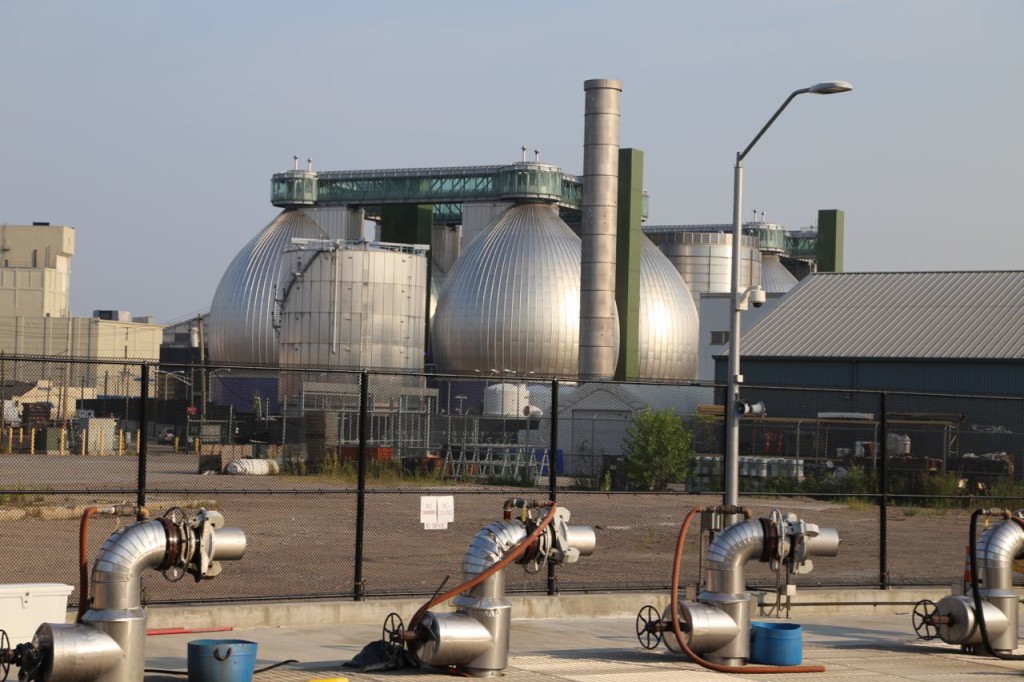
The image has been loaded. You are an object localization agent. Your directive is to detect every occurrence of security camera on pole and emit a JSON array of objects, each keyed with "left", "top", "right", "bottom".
[{"left": 724, "top": 81, "right": 853, "bottom": 521}]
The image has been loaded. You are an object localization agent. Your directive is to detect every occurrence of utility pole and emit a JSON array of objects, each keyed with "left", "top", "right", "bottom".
[{"left": 197, "top": 314, "right": 207, "bottom": 423}]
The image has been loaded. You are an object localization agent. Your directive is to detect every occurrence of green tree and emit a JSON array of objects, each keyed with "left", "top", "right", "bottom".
[{"left": 621, "top": 408, "right": 694, "bottom": 491}]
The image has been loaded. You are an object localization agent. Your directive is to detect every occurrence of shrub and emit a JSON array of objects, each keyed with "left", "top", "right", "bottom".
[{"left": 621, "top": 408, "right": 694, "bottom": 491}]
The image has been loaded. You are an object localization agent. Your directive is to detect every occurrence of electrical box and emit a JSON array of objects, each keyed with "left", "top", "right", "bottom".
[{"left": 0, "top": 583, "right": 74, "bottom": 644}]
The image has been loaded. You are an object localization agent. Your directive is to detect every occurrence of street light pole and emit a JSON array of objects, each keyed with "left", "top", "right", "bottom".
[{"left": 724, "top": 81, "right": 853, "bottom": 512}]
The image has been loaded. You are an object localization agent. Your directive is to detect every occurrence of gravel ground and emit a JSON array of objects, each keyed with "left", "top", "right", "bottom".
[{"left": 1, "top": 451, "right": 987, "bottom": 606}]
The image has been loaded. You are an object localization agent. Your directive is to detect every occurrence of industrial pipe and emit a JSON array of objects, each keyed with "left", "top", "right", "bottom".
[
  {"left": 398, "top": 501, "right": 596, "bottom": 677},
  {"left": 10, "top": 509, "right": 245, "bottom": 682},
  {"left": 76, "top": 505, "right": 145, "bottom": 624},
  {"left": 668, "top": 508, "right": 827, "bottom": 674},
  {"left": 968, "top": 509, "right": 1024, "bottom": 658},
  {"left": 409, "top": 501, "right": 559, "bottom": 631}
]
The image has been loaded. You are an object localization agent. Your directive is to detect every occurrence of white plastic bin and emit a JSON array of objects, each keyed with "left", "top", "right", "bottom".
[{"left": 0, "top": 583, "right": 74, "bottom": 644}]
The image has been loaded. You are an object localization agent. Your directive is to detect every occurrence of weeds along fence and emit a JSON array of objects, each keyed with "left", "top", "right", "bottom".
[{"left": 2, "top": 354, "right": 1024, "bottom": 606}]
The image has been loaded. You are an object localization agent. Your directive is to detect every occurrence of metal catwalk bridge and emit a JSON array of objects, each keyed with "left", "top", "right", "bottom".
[{"left": 270, "top": 161, "right": 648, "bottom": 224}]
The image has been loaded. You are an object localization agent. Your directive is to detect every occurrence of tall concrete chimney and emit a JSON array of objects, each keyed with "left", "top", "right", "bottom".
[{"left": 579, "top": 78, "right": 622, "bottom": 379}]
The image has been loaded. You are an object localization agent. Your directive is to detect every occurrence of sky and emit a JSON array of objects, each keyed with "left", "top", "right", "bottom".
[{"left": 1, "top": 1, "right": 1021, "bottom": 324}]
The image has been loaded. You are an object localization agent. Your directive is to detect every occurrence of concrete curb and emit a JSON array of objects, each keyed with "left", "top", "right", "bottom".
[{"left": 141, "top": 588, "right": 954, "bottom": 630}]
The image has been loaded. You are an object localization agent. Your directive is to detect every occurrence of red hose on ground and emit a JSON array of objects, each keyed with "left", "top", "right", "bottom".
[
  {"left": 147, "top": 627, "right": 234, "bottom": 636},
  {"left": 408, "top": 501, "right": 558, "bottom": 631},
  {"left": 76, "top": 507, "right": 101, "bottom": 623},
  {"left": 669, "top": 507, "right": 826, "bottom": 674}
]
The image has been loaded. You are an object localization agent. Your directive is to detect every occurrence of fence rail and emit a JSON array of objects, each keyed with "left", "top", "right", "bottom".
[{"left": 2, "top": 354, "right": 1023, "bottom": 606}]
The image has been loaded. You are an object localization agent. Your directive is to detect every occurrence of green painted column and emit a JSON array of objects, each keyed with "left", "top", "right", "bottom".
[
  {"left": 614, "top": 149, "right": 643, "bottom": 381},
  {"left": 379, "top": 204, "right": 433, "bottom": 245},
  {"left": 379, "top": 204, "right": 434, "bottom": 361},
  {"left": 816, "top": 209, "right": 845, "bottom": 272}
]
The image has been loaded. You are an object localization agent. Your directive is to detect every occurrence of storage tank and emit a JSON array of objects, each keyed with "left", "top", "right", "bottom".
[
  {"left": 432, "top": 224, "right": 461, "bottom": 274},
  {"left": 642, "top": 226, "right": 762, "bottom": 302},
  {"left": 483, "top": 383, "right": 530, "bottom": 417},
  {"left": 431, "top": 202, "right": 606, "bottom": 377},
  {"left": 429, "top": 266, "right": 446, "bottom": 323},
  {"left": 208, "top": 210, "right": 329, "bottom": 366},
  {"left": 432, "top": 203, "right": 699, "bottom": 380},
  {"left": 276, "top": 239, "right": 429, "bottom": 370},
  {"left": 638, "top": 238, "right": 700, "bottom": 380}
]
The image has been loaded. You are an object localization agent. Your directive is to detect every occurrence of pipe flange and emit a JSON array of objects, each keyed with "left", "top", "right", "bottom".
[
  {"left": 764, "top": 509, "right": 786, "bottom": 572},
  {"left": 156, "top": 517, "right": 181, "bottom": 571}
]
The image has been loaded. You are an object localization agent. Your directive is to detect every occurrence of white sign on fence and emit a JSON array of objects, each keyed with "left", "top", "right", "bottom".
[{"left": 420, "top": 495, "right": 455, "bottom": 530}]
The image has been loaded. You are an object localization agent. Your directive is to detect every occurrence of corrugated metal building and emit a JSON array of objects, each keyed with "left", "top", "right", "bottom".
[{"left": 714, "top": 271, "right": 1024, "bottom": 396}]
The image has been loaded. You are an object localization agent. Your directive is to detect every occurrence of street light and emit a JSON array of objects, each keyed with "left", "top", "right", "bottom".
[
  {"left": 154, "top": 369, "right": 192, "bottom": 395},
  {"left": 725, "top": 81, "right": 853, "bottom": 512}
]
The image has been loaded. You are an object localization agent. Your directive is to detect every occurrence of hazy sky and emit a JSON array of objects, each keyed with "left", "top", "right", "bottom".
[{"left": 1, "top": 1, "right": 1021, "bottom": 323}]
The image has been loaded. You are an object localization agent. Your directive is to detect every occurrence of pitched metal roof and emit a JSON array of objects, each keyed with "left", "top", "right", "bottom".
[{"left": 740, "top": 271, "right": 1024, "bottom": 360}]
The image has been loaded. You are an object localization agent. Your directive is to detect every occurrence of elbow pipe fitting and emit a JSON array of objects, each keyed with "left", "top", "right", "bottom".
[
  {"left": 414, "top": 504, "right": 593, "bottom": 677},
  {"left": 976, "top": 519, "right": 1024, "bottom": 593},
  {"left": 42, "top": 512, "right": 246, "bottom": 682},
  {"left": 704, "top": 519, "right": 765, "bottom": 596}
]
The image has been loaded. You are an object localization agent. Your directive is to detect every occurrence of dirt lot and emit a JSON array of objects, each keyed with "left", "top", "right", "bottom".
[{"left": 0, "top": 452, "right": 984, "bottom": 607}]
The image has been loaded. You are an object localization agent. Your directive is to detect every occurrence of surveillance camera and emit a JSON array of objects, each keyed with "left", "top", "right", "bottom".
[
  {"left": 735, "top": 400, "right": 767, "bottom": 417},
  {"left": 750, "top": 288, "right": 767, "bottom": 308}
]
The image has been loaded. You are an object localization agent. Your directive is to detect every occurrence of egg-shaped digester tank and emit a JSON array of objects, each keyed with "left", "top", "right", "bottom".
[
  {"left": 432, "top": 202, "right": 613, "bottom": 376},
  {"left": 276, "top": 239, "right": 429, "bottom": 370},
  {"left": 638, "top": 238, "right": 700, "bottom": 380},
  {"left": 760, "top": 253, "right": 798, "bottom": 293},
  {"left": 208, "top": 210, "right": 328, "bottom": 366}
]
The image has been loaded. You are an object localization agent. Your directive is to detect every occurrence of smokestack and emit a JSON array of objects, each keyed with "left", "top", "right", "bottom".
[{"left": 579, "top": 78, "right": 622, "bottom": 379}]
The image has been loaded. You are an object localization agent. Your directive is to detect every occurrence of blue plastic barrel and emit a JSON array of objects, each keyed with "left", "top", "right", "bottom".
[
  {"left": 187, "top": 639, "right": 258, "bottom": 682},
  {"left": 749, "top": 621, "right": 802, "bottom": 666}
]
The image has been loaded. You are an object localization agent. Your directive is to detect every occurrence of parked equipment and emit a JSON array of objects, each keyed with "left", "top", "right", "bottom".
[{"left": 635, "top": 506, "right": 840, "bottom": 673}]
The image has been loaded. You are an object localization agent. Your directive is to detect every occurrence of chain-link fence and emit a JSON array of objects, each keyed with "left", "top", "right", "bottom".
[{"left": 2, "top": 354, "right": 1022, "bottom": 607}]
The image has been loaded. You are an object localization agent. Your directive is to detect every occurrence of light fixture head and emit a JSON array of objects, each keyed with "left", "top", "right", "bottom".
[{"left": 808, "top": 81, "right": 853, "bottom": 95}]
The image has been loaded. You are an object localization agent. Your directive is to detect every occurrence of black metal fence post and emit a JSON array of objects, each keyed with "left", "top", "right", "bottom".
[
  {"left": 547, "top": 378, "right": 559, "bottom": 596},
  {"left": 353, "top": 370, "right": 369, "bottom": 600},
  {"left": 137, "top": 362, "right": 148, "bottom": 517},
  {"left": 879, "top": 391, "right": 890, "bottom": 589}
]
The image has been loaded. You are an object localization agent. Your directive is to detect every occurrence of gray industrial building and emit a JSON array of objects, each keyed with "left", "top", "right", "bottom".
[{"left": 715, "top": 270, "right": 1024, "bottom": 396}]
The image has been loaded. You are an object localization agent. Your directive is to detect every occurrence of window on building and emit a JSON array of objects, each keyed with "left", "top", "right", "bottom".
[{"left": 710, "top": 331, "right": 729, "bottom": 345}]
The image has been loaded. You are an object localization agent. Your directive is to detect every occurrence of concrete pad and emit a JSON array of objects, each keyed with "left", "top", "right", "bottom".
[{"left": 141, "top": 612, "right": 1024, "bottom": 681}]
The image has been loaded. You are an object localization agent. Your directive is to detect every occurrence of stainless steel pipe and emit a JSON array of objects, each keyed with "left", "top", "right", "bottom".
[
  {"left": 21, "top": 510, "right": 246, "bottom": 682},
  {"left": 414, "top": 505, "right": 595, "bottom": 677}
]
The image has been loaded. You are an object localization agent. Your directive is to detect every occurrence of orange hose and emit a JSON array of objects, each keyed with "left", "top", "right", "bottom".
[
  {"left": 409, "top": 501, "right": 558, "bottom": 631},
  {"left": 76, "top": 507, "right": 100, "bottom": 623},
  {"left": 669, "top": 507, "right": 826, "bottom": 674}
]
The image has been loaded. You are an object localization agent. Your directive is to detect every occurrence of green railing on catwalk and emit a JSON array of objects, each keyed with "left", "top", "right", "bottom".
[{"left": 270, "top": 162, "right": 649, "bottom": 224}]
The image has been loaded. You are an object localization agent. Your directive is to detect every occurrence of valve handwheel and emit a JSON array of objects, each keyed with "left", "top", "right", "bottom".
[
  {"left": 382, "top": 612, "right": 406, "bottom": 646},
  {"left": 0, "top": 629, "right": 11, "bottom": 682},
  {"left": 912, "top": 599, "right": 939, "bottom": 640},
  {"left": 635, "top": 605, "right": 662, "bottom": 650},
  {"left": 163, "top": 564, "right": 186, "bottom": 582},
  {"left": 163, "top": 507, "right": 187, "bottom": 525}
]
